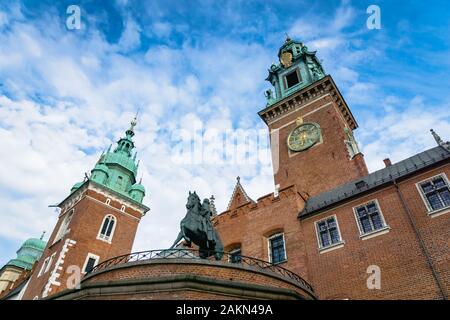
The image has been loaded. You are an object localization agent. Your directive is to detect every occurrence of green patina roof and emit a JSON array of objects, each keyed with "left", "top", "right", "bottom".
[
  {"left": 92, "top": 163, "right": 109, "bottom": 174},
  {"left": 69, "top": 116, "right": 146, "bottom": 204},
  {"left": 5, "top": 237, "right": 46, "bottom": 271},
  {"left": 71, "top": 181, "right": 84, "bottom": 192},
  {"left": 130, "top": 183, "right": 145, "bottom": 193},
  {"left": 22, "top": 238, "right": 46, "bottom": 251},
  {"left": 264, "top": 37, "right": 326, "bottom": 106}
]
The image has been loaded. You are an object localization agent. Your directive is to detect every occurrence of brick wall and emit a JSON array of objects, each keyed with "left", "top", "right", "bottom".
[
  {"left": 268, "top": 91, "right": 368, "bottom": 197},
  {"left": 54, "top": 259, "right": 315, "bottom": 300},
  {"left": 22, "top": 186, "right": 143, "bottom": 299}
]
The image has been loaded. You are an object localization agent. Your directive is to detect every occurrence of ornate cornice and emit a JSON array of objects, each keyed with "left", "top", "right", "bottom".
[
  {"left": 58, "top": 180, "right": 149, "bottom": 216},
  {"left": 258, "top": 75, "right": 357, "bottom": 130}
]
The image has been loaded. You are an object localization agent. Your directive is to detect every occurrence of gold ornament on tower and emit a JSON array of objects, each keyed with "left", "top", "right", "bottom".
[{"left": 280, "top": 51, "right": 293, "bottom": 68}]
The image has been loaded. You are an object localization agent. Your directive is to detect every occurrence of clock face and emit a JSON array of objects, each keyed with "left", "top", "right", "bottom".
[{"left": 287, "top": 123, "right": 321, "bottom": 152}]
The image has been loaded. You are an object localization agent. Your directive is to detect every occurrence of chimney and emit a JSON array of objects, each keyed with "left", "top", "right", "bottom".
[{"left": 383, "top": 158, "right": 392, "bottom": 167}]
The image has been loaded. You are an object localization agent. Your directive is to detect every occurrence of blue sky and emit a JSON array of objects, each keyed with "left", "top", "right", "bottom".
[{"left": 0, "top": 0, "right": 450, "bottom": 267}]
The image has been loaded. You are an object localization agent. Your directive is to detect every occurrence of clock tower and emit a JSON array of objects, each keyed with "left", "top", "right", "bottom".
[{"left": 260, "top": 37, "right": 368, "bottom": 198}]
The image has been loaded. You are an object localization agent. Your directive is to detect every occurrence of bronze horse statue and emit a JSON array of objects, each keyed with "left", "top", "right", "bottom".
[{"left": 170, "top": 191, "right": 224, "bottom": 260}]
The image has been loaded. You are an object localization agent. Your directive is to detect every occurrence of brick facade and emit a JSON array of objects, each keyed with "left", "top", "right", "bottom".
[
  {"left": 22, "top": 183, "right": 147, "bottom": 300},
  {"left": 213, "top": 76, "right": 450, "bottom": 300},
  {"left": 50, "top": 259, "right": 316, "bottom": 300}
]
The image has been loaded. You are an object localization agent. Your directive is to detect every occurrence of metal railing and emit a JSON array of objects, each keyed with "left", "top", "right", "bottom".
[{"left": 87, "top": 248, "right": 314, "bottom": 292}]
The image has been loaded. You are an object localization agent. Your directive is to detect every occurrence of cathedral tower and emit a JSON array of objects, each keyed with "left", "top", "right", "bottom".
[
  {"left": 22, "top": 117, "right": 149, "bottom": 299},
  {"left": 259, "top": 37, "right": 368, "bottom": 198}
]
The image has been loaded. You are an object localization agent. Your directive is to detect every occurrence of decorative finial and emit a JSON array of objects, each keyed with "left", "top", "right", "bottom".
[
  {"left": 209, "top": 195, "right": 217, "bottom": 216},
  {"left": 236, "top": 176, "right": 241, "bottom": 183},
  {"left": 285, "top": 32, "right": 291, "bottom": 42},
  {"left": 130, "top": 115, "right": 138, "bottom": 132},
  {"left": 40, "top": 231, "right": 46, "bottom": 240},
  {"left": 430, "top": 129, "right": 444, "bottom": 146}
]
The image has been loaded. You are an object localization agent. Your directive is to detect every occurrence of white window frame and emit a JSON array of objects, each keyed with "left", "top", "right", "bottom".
[
  {"left": 52, "top": 209, "right": 74, "bottom": 245},
  {"left": 353, "top": 199, "right": 390, "bottom": 240},
  {"left": 97, "top": 214, "right": 117, "bottom": 243},
  {"left": 314, "top": 214, "right": 345, "bottom": 253},
  {"left": 37, "top": 257, "right": 50, "bottom": 277},
  {"left": 105, "top": 198, "right": 111, "bottom": 205},
  {"left": 120, "top": 205, "right": 126, "bottom": 212},
  {"left": 267, "top": 232, "right": 287, "bottom": 264},
  {"left": 82, "top": 253, "right": 100, "bottom": 274},
  {"left": 44, "top": 252, "right": 56, "bottom": 273},
  {"left": 415, "top": 172, "right": 450, "bottom": 218}
]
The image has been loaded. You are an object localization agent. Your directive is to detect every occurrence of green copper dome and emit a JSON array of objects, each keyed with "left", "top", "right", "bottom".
[
  {"left": 92, "top": 163, "right": 109, "bottom": 174},
  {"left": 22, "top": 238, "right": 46, "bottom": 251},
  {"left": 264, "top": 37, "right": 326, "bottom": 106},
  {"left": 130, "top": 183, "right": 145, "bottom": 193},
  {"left": 6, "top": 237, "right": 46, "bottom": 270},
  {"left": 71, "top": 115, "right": 147, "bottom": 204},
  {"left": 71, "top": 181, "right": 84, "bottom": 193}
]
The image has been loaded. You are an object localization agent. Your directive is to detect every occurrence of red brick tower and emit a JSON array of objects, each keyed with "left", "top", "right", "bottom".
[
  {"left": 259, "top": 37, "right": 368, "bottom": 197},
  {"left": 22, "top": 117, "right": 149, "bottom": 299}
]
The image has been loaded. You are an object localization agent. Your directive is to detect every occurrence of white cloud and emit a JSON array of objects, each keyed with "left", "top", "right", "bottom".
[
  {"left": 0, "top": 5, "right": 275, "bottom": 265},
  {"left": 117, "top": 17, "right": 142, "bottom": 51}
]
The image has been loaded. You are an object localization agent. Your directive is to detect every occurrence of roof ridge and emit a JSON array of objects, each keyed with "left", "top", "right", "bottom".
[{"left": 299, "top": 145, "right": 450, "bottom": 218}]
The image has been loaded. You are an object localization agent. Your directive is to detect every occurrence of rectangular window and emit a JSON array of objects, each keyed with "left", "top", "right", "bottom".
[
  {"left": 82, "top": 253, "right": 100, "bottom": 274},
  {"left": 419, "top": 175, "right": 450, "bottom": 212},
  {"left": 38, "top": 257, "right": 50, "bottom": 277},
  {"left": 354, "top": 201, "right": 387, "bottom": 235},
  {"left": 284, "top": 69, "right": 301, "bottom": 88},
  {"left": 268, "top": 234, "right": 286, "bottom": 264},
  {"left": 229, "top": 248, "right": 242, "bottom": 263},
  {"left": 44, "top": 253, "right": 56, "bottom": 273},
  {"left": 315, "top": 216, "right": 343, "bottom": 249}
]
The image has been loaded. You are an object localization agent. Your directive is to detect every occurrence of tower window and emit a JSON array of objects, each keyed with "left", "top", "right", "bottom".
[
  {"left": 315, "top": 216, "right": 344, "bottom": 250},
  {"left": 52, "top": 209, "right": 74, "bottom": 244},
  {"left": 354, "top": 200, "right": 389, "bottom": 237},
  {"left": 268, "top": 233, "right": 286, "bottom": 264},
  {"left": 116, "top": 176, "right": 123, "bottom": 189},
  {"left": 82, "top": 253, "right": 100, "bottom": 274},
  {"left": 97, "top": 214, "right": 117, "bottom": 243},
  {"left": 284, "top": 69, "right": 301, "bottom": 88},
  {"left": 417, "top": 174, "right": 450, "bottom": 214}
]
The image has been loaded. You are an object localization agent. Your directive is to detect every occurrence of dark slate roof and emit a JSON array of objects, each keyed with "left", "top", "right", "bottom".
[{"left": 298, "top": 145, "right": 450, "bottom": 219}]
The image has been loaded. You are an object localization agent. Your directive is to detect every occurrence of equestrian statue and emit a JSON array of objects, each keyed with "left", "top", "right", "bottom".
[{"left": 170, "top": 191, "right": 224, "bottom": 260}]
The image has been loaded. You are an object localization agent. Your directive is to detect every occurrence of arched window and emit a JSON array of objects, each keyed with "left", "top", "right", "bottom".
[
  {"left": 52, "top": 209, "right": 74, "bottom": 244},
  {"left": 97, "top": 215, "right": 116, "bottom": 242},
  {"left": 105, "top": 198, "right": 111, "bottom": 205}
]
